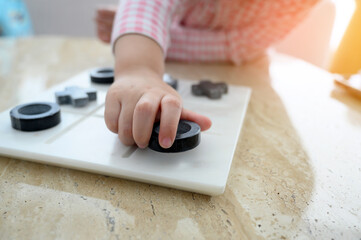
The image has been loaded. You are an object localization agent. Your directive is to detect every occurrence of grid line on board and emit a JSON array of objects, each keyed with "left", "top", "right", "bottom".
[
  {"left": 122, "top": 145, "right": 138, "bottom": 158},
  {"left": 45, "top": 103, "right": 105, "bottom": 144}
]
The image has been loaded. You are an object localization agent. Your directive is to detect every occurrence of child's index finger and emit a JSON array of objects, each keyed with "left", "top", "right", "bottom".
[{"left": 158, "top": 95, "right": 182, "bottom": 148}]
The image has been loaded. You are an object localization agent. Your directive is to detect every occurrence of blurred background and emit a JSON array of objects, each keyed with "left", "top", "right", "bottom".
[{"left": 0, "top": 0, "right": 358, "bottom": 72}]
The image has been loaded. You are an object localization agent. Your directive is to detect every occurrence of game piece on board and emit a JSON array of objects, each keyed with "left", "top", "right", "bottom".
[
  {"left": 192, "top": 80, "right": 228, "bottom": 99},
  {"left": 90, "top": 67, "right": 179, "bottom": 90},
  {"left": 55, "top": 86, "right": 97, "bottom": 107},
  {"left": 148, "top": 120, "right": 201, "bottom": 153},
  {"left": 90, "top": 67, "right": 114, "bottom": 84},
  {"left": 10, "top": 102, "right": 61, "bottom": 131},
  {"left": 163, "top": 73, "right": 178, "bottom": 90}
]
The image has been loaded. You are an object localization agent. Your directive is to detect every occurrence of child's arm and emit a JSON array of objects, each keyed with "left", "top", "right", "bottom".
[{"left": 104, "top": 34, "right": 212, "bottom": 149}]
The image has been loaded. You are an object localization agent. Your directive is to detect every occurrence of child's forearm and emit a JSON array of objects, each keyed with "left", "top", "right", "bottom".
[{"left": 113, "top": 34, "right": 165, "bottom": 78}]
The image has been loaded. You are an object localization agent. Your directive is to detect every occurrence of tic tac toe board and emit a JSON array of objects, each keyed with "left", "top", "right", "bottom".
[{"left": 0, "top": 70, "right": 251, "bottom": 195}]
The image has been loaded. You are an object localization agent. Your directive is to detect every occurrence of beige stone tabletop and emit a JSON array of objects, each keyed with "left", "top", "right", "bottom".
[{"left": 0, "top": 37, "right": 360, "bottom": 239}]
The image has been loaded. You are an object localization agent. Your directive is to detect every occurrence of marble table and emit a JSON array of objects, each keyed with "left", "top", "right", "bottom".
[{"left": 0, "top": 37, "right": 360, "bottom": 239}]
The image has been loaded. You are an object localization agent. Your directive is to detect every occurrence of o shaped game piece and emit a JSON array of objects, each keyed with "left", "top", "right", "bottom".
[
  {"left": 10, "top": 102, "right": 61, "bottom": 131},
  {"left": 149, "top": 120, "right": 201, "bottom": 153},
  {"left": 90, "top": 68, "right": 114, "bottom": 84}
]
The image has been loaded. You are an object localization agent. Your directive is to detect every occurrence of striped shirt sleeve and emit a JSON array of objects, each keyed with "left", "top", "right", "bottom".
[
  {"left": 225, "top": 0, "right": 321, "bottom": 64},
  {"left": 166, "top": 0, "right": 321, "bottom": 64},
  {"left": 111, "top": 0, "right": 321, "bottom": 64},
  {"left": 111, "top": 0, "right": 183, "bottom": 55}
]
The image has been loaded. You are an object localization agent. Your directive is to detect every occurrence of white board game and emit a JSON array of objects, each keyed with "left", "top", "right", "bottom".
[{"left": 0, "top": 70, "right": 251, "bottom": 195}]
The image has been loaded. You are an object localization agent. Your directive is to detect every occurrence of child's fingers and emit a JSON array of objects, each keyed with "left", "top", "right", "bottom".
[
  {"left": 104, "top": 90, "right": 121, "bottom": 133},
  {"left": 97, "top": 24, "right": 112, "bottom": 36},
  {"left": 95, "top": 7, "right": 116, "bottom": 41},
  {"left": 98, "top": 34, "right": 110, "bottom": 43},
  {"left": 117, "top": 99, "right": 138, "bottom": 146},
  {"left": 158, "top": 95, "right": 182, "bottom": 148},
  {"left": 180, "top": 108, "right": 212, "bottom": 131},
  {"left": 133, "top": 92, "right": 163, "bottom": 148},
  {"left": 97, "top": 31, "right": 111, "bottom": 43},
  {"left": 97, "top": 23, "right": 112, "bottom": 33},
  {"left": 96, "top": 22, "right": 112, "bottom": 43},
  {"left": 95, "top": 15, "right": 114, "bottom": 27},
  {"left": 96, "top": 8, "right": 116, "bottom": 19}
]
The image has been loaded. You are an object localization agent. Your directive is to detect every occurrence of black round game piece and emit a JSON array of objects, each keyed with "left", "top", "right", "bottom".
[
  {"left": 10, "top": 102, "right": 61, "bottom": 131},
  {"left": 149, "top": 120, "right": 201, "bottom": 153},
  {"left": 90, "top": 67, "right": 114, "bottom": 84}
]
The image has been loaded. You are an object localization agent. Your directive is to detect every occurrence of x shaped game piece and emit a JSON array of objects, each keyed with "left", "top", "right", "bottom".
[
  {"left": 191, "top": 80, "right": 228, "bottom": 99},
  {"left": 55, "top": 86, "right": 97, "bottom": 107}
]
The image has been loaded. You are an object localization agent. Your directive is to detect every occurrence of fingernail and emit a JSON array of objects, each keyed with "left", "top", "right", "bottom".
[
  {"left": 138, "top": 144, "right": 147, "bottom": 149},
  {"left": 162, "top": 137, "right": 172, "bottom": 148}
]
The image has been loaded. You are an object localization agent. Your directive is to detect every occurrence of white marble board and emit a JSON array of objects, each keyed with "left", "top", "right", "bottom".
[{"left": 0, "top": 70, "right": 251, "bottom": 196}]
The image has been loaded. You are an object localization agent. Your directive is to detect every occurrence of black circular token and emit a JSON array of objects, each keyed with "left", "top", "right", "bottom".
[
  {"left": 10, "top": 102, "right": 61, "bottom": 131},
  {"left": 149, "top": 120, "right": 201, "bottom": 153},
  {"left": 90, "top": 67, "right": 114, "bottom": 84}
]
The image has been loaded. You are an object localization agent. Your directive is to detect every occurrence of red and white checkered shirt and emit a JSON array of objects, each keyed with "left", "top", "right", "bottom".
[{"left": 111, "top": 0, "right": 320, "bottom": 64}]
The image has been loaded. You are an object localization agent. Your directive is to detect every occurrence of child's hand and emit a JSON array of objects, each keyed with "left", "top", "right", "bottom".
[
  {"left": 105, "top": 68, "right": 212, "bottom": 149},
  {"left": 95, "top": 7, "right": 116, "bottom": 43},
  {"left": 104, "top": 34, "right": 211, "bottom": 149}
]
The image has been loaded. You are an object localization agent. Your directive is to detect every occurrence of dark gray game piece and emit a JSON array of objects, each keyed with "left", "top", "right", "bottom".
[
  {"left": 191, "top": 80, "right": 228, "bottom": 99},
  {"left": 55, "top": 86, "right": 97, "bottom": 107},
  {"left": 163, "top": 74, "right": 178, "bottom": 90},
  {"left": 149, "top": 120, "right": 201, "bottom": 153},
  {"left": 10, "top": 102, "right": 61, "bottom": 131},
  {"left": 90, "top": 68, "right": 114, "bottom": 84}
]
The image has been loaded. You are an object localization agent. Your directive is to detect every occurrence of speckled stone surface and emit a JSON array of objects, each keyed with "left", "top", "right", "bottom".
[{"left": 0, "top": 37, "right": 360, "bottom": 239}]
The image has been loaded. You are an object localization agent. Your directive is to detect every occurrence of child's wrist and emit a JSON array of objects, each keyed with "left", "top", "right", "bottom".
[
  {"left": 114, "top": 34, "right": 164, "bottom": 77},
  {"left": 114, "top": 65, "right": 162, "bottom": 83}
]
